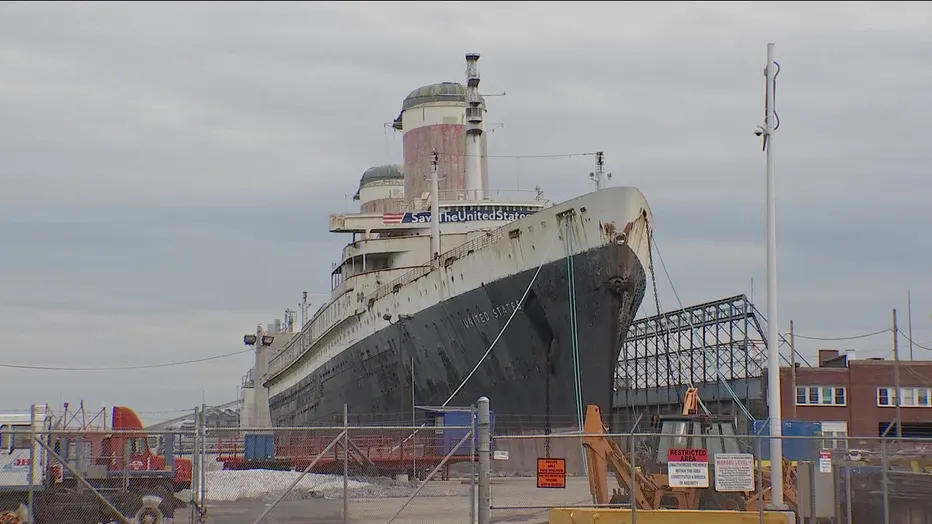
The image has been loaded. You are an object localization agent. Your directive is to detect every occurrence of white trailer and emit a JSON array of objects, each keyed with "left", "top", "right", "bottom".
[{"left": 0, "top": 406, "right": 181, "bottom": 524}]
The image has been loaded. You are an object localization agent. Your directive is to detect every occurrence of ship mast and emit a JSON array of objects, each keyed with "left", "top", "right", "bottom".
[
  {"left": 588, "top": 151, "right": 610, "bottom": 190},
  {"left": 430, "top": 149, "right": 441, "bottom": 264}
]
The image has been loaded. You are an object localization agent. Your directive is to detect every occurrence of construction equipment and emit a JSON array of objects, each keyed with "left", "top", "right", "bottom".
[
  {"left": 582, "top": 387, "right": 798, "bottom": 513},
  {"left": 0, "top": 403, "right": 189, "bottom": 523}
]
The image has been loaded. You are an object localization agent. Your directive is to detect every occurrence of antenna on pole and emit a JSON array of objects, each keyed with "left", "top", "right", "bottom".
[
  {"left": 757, "top": 42, "right": 787, "bottom": 510},
  {"left": 300, "top": 291, "right": 308, "bottom": 326},
  {"left": 588, "top": 151, "right": 611, "bottom": 190}
]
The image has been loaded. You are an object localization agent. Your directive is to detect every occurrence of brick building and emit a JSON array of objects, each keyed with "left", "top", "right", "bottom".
[{"left": 771, "top": 349, "right": 932, "bottom": 440}]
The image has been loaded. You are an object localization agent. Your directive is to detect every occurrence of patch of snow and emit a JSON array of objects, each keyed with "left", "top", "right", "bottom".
[{"left": 202, "top": 469, "right": 373, "bottom": 502}]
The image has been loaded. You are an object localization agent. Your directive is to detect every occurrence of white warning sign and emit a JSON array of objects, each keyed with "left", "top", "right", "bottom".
[
  {"left": 667, "top": 448, "right": 710, "bottom": 488},
  {"left": 714, "top": 453, "right": 755, "bottom": 492},
  {"left": 819, "top": 450, "right": 832, "bottom": 473}
]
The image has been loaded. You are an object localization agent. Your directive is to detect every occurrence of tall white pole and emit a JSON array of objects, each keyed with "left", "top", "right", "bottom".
[
  {"left": 762, "top": 42, "right": 785, "bottom": 509},
  {"left": 430, "top": 149, "right": 441, "bottom": 263}
]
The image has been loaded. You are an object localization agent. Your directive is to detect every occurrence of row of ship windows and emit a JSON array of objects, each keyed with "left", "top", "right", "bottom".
[
  {"left": 795, "top": 385, "right": 932, "bottom": 407},
  {"left": 446, "top": 205, "right": 535, "bottom": 212}
]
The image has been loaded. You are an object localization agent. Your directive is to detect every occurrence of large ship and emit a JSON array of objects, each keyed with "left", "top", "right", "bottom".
[{"left": 248, "top": 54, "right": 653, "bottom": 432}]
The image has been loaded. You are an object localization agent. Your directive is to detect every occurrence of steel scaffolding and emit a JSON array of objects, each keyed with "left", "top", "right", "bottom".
[{"left": 613, "top": 294, "right": 773, "bottom": 428}]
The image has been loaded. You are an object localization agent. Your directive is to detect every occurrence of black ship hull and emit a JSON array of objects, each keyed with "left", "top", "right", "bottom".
[{"left": 268, "top": 241, "right": 646, "bottom": 432}]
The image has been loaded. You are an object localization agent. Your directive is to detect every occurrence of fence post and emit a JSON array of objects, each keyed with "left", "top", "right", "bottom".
[
  {"left": 200, "top": 402, "right": 207, "bottom": 511},
  {"left": 470, "top": 404, "right": 476, "bottom": 524},
  {"left": 477, "top": 396, "right": 491, "bottom": 524},
  {"left": 343, "top": 404, "right": 349, "bottom": 524},
  {"left": 190, "top": 405, "right": 200, "bottom": 523},
  {"left": 834, "top": 451, "right": 842, "bottom": 523},
  {"left": 844, "top": 460, "right": 852, "bottom": 524},
  {"left": 27, "top": 404, "right": 35, "bottom": 524},
  {"left": 123, "top": 439, "right": 131, "bottom": 491},
  {"left": 882, "top": 436, "right": 890, "bottom": 524},
  {"left": 628, "top": 434, "right": 637, "bottom": 522},
  {"left": 756, "top": 434, "right": 763, "bottom": 524}
]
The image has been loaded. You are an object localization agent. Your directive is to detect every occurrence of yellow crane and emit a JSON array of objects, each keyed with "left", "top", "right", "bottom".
[{"left": 581, "top": 388, "right": 797, "bottom": 513}]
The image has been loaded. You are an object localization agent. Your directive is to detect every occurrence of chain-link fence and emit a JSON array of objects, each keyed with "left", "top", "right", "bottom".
[
  {"left": 201, "top": 422, "right": 476, "bottom": 524},
  {"left": 0, "top": 404, "right": 478, "bottom": 524},
  {"left": 488, "top": 423, "right": 932, "bottom": 524},
  {"left": 7, "top": 401, "right": 932, "bottom": 524}
]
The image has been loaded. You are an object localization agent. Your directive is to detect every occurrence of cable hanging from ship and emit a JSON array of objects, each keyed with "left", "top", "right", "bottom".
[
  {"left": 642, "top": 227, "right": 714, "bottom": 416},
  {"left": 648, "top": 231, "right": 754, "bottom": 421},
  {"left": 645, "top": 226, "right": 682, "bottom": 407},
  {"left": 391, "top": 224, "right": 565, "bottom": 453},
  {"left": 562, "top": 215, "right": 588, "bottom": 474},
  {"left": 442, "top": 224, "right": 564, "bottom": 404}
]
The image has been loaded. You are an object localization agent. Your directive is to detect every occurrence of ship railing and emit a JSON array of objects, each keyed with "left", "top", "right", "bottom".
[
  {"left": 369, "top": 225, "right": 510, "bottom": 303},
  {"left": 268, "top": 293, "right": 353, "bottom": 375},
  {"left": 400, "top": 188, "right": 550, "bottom": 212},
  {"left": 437, "top": 187, "right": 548, "bottom": 203}
]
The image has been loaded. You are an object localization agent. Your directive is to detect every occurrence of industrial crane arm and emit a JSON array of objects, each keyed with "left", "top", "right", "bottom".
[{"left": 581, "top": 405, "right": 661, "bottom": 509}]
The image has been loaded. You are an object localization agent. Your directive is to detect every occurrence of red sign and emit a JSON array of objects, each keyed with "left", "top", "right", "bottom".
[
  {"left": 668, "top": 448, "right": 709, "bottom": 463},
  {"left": 536, "top": 458, "right": 567, "bottom": 489}
]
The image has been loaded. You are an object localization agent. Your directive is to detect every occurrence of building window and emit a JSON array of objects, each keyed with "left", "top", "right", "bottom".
[
  {"left": 0, "top": 424, "right": 32, "bottom": 451},
  {"left": 821, "top": 422, "right": 849, "bottom": 451},
  {"left": 877, "top": 387, "right": 932, "bottom": 407},
  {"left": 796, "top": 386, "right": 846, "bottom": 406}
]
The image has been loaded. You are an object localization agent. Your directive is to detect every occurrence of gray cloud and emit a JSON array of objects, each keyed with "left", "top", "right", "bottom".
[{"left": 1, "top": 1, "right": 930, "bottom": 419}]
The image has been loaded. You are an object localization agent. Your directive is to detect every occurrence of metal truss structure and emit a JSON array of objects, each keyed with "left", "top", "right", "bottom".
[
  {"left": 144, "top": 398, "right": 243, "bottom": 430},
  {"left": 614, "top": 294, "right": 776, "bottom": 416}
]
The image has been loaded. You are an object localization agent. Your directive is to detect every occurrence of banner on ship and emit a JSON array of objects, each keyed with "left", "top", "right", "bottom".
[{"left": 382, "top": 207, "right": 536, "bottom": 225}]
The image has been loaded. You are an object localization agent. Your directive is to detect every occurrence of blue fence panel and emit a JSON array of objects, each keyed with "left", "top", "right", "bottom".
[{"left": 752, "top": 419, "right": 822, "bottom": 462}]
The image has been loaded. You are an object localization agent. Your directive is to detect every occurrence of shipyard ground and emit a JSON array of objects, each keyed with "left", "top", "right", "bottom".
[{"left": 185, "top": 476, "right": 592, "bottom": 523}]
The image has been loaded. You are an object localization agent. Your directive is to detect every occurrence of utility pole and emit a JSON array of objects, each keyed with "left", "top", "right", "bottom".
[
  {"left": 789, "top": 320, "right": 797, "bottom": 419},
  {"left": 893, "top": 308, "right": 902, "bottom": 438}
]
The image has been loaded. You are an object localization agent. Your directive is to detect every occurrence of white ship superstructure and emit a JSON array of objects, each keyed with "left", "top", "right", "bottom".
[{"left": 266, "top": 53, "right": 545, "bottom": 391}]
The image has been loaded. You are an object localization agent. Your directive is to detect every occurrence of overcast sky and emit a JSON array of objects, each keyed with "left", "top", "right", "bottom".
[{"left": 1, "top": 1, "right": 929, "bottom": 424}]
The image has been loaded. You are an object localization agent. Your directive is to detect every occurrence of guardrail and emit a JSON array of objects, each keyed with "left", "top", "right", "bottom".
[
  {"left": 369, "top": 227, "right": 507, "bottom": 303},
  {"left": 400, "top": 188, "right": 549, "bottom": 211}
]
